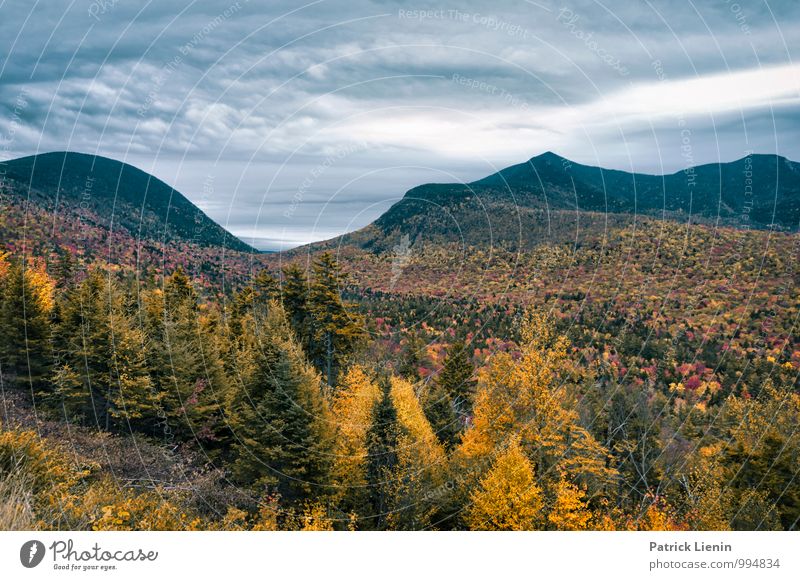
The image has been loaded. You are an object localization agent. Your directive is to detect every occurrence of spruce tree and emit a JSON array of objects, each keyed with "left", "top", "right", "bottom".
[
  {"left": 308, "top": 252, "right": 365, "bottom": 387},
  {"left": 53, "top": 270, "right": 159, "bottom": 432},
  {"left": 0, "top": 259, "right": 53, "bottom": 393},
  {"left": 364, "top": 377, "right": 399, "bottom": 530},
  {"left": 229, "top": 304, "right": 333, "bottom": 505},
  {"left": 422, "top": 381, "right": 460, "bottom": 450},
  {"left": 144, "top": 269, "right": 230, "bottom": 445},
  {"left": 280, "top": 264, "right": 312, "bottom": 348},
  {"left": 437, "top": 340, "right": 475, "bottom": 414}
]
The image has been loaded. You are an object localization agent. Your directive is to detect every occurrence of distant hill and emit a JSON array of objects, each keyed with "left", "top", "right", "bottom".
[
  {"left": 326, "top": 152, "right": 800, "bottom": 253},
  {"left": 0, "top": 151, "right": 255, "bottom": 253}
]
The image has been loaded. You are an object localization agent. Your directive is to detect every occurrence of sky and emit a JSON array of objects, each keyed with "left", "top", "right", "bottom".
[{"left": 1, "top": 0, "right": 799, "bottom": 250}]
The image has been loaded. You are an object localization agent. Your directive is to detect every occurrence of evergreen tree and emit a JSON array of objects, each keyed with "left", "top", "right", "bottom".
[
  {"left": 228, "top": 303, "right": 333, "bottom": 505},
  {"left": 422, "top": 381, "right": 460, "bottom": 450},
  {"left": 53, "top": 270, "right": 159, "bottom": 432},
  {"left": 364, "top": 377, "right": 400, "bottom": 530},
  {"left": 143, "top": 269, "right": 230, "bottom": 445},
  {"left": 308, "top": 252, "right": 365, "bottom": 387},
  {"left": 253, "top": 269, "right": 280, "bottom": 304},
  {"left": 0, "top": 258, "right": 53, "bottom": 392},
  {"left": 437, "top": 340, "right": 475, "bottom": 413},
  {"left": 280, "top": 264, "right": 312, "bottom": 347}
]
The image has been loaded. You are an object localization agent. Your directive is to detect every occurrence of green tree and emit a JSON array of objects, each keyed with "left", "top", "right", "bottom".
[
  {"left": 364, "top": 377, "right": 400, "bottom": 530},
  {"left": 437, "top": 340, "right": 475, "bottom": 413},
  {"left": 422, "top": 381, "right": 460, "bottom": 450},
  {"left": 143, "top": 269, "right": 230, "bottom": 446},
  {"left": 52, "top": 270, "right": 159, "bottom": 432},
  {"left": 0, "top": 258, "right": 53, "bottom": 392},
  {"left": 280, "top": 264, "right": 312, "bottom": 347},
  {"left": 308, "top": 253, "right": 366, "bottom": 387},
  {"left": 228, "top": 303, "right": 333, "bottom": 506}
]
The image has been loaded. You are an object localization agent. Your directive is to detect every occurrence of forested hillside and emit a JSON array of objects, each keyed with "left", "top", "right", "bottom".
[{"left": 1, "top": 152, "right": 799, "bottom": 531}]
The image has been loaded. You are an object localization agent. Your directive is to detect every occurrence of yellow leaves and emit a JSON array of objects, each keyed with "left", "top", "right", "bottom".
[
  {"left": 0, "top": 250, "right": 9, "bottom": 279},
  {"left": 636, "top": 502, "right": 684, "bottom": 531},
  {"left": 297, "top": 502, "right": 334, "bottom": 531},
  {"left": 388, "top": 376, "right": 448, "bottom": 528},
  {"left": 390, "top": 376, "right": 446, "bottom": 467},
  {"left": 330, "top": 366, "right": 381, "bottom": 498},
  {"left": 457, "top": 308, "right": 615, "bottom": 497},
  {"left": 25, "top": 261, "right": 56, "bottom": 314},
  {"left": 547, "top": 477, "right": 592, "bottom": 530},
  {"left": 250, "top": 500, "right": 280, "bottom": 531},
  {"left": 465, "top": 438, "right": 543, "bottom": 530},
  {"left": 79, "top": 478, "right": 198, "bottom": 531}
]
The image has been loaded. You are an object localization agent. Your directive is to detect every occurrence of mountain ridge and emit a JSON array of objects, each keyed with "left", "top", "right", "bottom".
[
  {"left": 0, "top": 151, "right": 256, "bottom": 253},
  {"left": 332, "top": 151, "right": 800, "bottom": 253}
]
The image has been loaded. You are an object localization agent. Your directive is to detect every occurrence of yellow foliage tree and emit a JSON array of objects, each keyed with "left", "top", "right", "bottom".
[
  {"left": 465, "top": 438, "right": 544, "bottom": 530},
  {"left": 388, "top": 375, "right": 448, "bottom": 529},
  {"left": 547, "top": 477, "right": 592, "bottom": 530},
  {"left": 329, "top": 365, "right": 382, "bottom": 520},
  {"left": 456, "top": 309, "right": 615, "bottom": 497}
]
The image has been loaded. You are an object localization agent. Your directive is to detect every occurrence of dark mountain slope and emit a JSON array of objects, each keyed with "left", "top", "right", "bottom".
[
  {"left": 0, "top": 151, "right": 255, "bottom": 253},
  {"left": 330, "top": 152, "right": 800, "bottom": 253}
]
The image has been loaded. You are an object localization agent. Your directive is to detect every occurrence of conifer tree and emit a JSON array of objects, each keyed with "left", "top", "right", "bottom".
[
  {"left": 421, "top": 381, "right": 460, "bottom": 450},
  {"left": 437, "top": 340, "right": 475, "bottom": 413},
  {"left": 0, "top": 258, "right": 53, "bottom": 392},
  {"left": 53, "top": 270, "right": 158, "bottom": 432},
  {"left": 364, "top": 377, "right": 400, "bottom": 530},
  {"left": 228, "top": 303, "right": 333, "bottom": 505},
  {"left": 143, "top": 269, "right": 230, "bottom": 445},
  {"left": 280, "top": 264, "right": 312, "bottom": 347},
  {"left": 308, "top": 253, "right": 365, "bottom": 387}
]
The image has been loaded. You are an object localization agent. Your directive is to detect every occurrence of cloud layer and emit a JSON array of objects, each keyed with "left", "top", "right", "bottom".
[{"left": 1, "top": 0, "right": 799, "bottom": 249}]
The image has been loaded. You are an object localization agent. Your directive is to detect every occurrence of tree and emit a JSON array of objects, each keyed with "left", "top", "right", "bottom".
[
  {"left": 228, "top": 303, "right": 333, "bottom": 506},
  {"left": 0, "top": 258, "right": 53, "bottom": 392},
  {"left": 465, "top": 438, "right": 544, "bottom": 530},
  {"left": 388, "top": 376, "right": 447, "bottom": 529},
  {"left": 330, "top": 365, "right": 382, "bottom": 522},
  {"left": 421, "top": 381, "right": 460, "bottom": 450},
  {"left": 308, "top": 253, "right": 366, "bottom": 387},
  {"left": 714, "top": 382, "right": 800, "bottom": 530},
  {"left": 280, "top": 264, "right": 312, "bottom": 348},
  {"left": 364, "top": 377, "right": 400, "bottom": 530},
  {"left": 437, "top": 340, "right": 475, "bottom": 414},
  {"left": 143, "top": 269, "right": 230, "bottom": 445},
  {"left": 547, "top": 476, "right": 593, "bottom": 530},
  {"left": 52, "top": 270, "right": 158, "bottom": 432},
  {"left": 456, "top": 310, "right": 615, "bottom": 498}
]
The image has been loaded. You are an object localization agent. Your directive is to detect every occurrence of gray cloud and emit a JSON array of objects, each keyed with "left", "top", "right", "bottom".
[{"left": 1, "top": 0, "right": 799, "bottom": 249}]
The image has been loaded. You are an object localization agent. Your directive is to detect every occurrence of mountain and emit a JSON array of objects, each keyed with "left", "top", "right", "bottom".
[
  {"left": 331, "top": 152, "right": 800, "bottom": 252},
  {"left": 0, "top": 151, "right": 255, "bottom": 253}
]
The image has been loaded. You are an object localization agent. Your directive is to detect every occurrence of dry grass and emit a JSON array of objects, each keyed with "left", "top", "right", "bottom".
[{"left": 0, "top": 471, "right": 35, "bottom": 530}]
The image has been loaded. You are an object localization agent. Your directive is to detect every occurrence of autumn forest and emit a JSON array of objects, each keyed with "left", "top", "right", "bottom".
[{"left": 1, "top": 151, "right": 799, "bottom": 532}]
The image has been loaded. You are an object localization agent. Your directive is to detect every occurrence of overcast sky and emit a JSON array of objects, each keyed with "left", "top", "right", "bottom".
[{"left": 1, "top": 0, "right": 799, "bottom": 250}]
